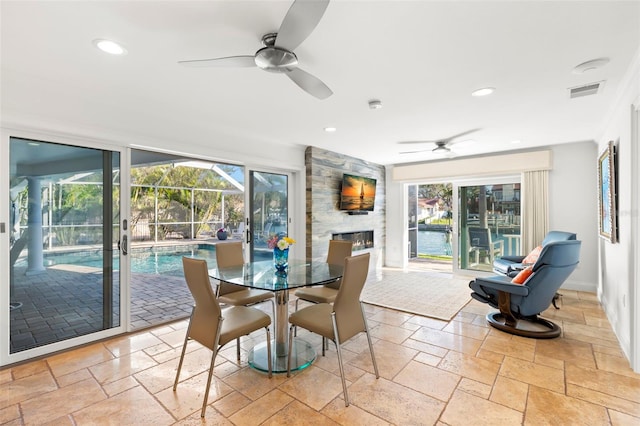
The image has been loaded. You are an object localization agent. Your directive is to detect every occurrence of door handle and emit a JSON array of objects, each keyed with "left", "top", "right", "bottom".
[{"left": 121, "top": 235, "right": 128, "bottom": 255}]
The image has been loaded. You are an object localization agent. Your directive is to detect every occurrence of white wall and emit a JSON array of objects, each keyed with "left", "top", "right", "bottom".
[
  {"left": 385, "top": 145, "right": 599, "bottom": 294},
  {"left": 548, "top": 142, "right": 598, "bottom": 292},
  {"left": 385, "top": 174, "right": 406, "bottom": 268},
  {"left": 597, "top": 49, "right": 640, "bottom": 368}
]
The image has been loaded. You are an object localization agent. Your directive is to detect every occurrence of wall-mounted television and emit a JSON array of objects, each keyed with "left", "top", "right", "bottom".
[{"left": 340, "top": 173, "right": 376, "bottom": 212}]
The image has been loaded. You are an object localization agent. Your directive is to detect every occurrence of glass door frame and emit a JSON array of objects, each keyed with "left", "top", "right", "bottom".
[
  {"left": 246, "top": 168, "right": 295, "bottom": 262},
  {"left": 243, "top": 164, "right": 306, "bottom": 261},
  {"left": 1, "top": 129, "right": 130, "bottom": 366},
  {"left": 451, "top": 175, "right": 520, "bottom": 277}
]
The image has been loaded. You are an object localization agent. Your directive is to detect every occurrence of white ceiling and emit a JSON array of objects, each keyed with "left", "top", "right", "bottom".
[{"left": 2, "top": 1, "right": 639, "bottom": 166}]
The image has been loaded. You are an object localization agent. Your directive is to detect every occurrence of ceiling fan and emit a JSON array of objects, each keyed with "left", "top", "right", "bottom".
[
  {"left": 398, "top": 128, "right": 481, "bottom": 157},
  {"left": 178, "top": 0, "right": 332, "bottom": 100}
]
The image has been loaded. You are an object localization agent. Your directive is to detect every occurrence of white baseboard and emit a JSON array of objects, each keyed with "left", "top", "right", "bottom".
[{"left": 560, "top": 279, "right": 597, "bottom": 293}]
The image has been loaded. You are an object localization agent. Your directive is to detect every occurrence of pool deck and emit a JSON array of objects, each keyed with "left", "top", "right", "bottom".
[
  {"left": 10, "top": 265, "right": 195, "bottom": 354},
  {"left": 9, "top": 238, "right": 245, "bottom": 354}
]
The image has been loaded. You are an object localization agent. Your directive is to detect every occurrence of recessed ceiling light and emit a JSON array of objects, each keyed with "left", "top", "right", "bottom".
[
  {"left": 324, "top": 127, "right": 337, "bottom": 132},
  {"left": 471, "top": 87, "right": 495, "bottom": 97},
  {"left": 572, "top": 58, "right": 609, "bottom": 74},
  {"left": 93, "top": 39, "right": 127, "bottom": 55}
]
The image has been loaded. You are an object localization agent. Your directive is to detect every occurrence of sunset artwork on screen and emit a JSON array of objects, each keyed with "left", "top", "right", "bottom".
[{"left": 340, "top": 174, "right": 376, "bottom": 211}]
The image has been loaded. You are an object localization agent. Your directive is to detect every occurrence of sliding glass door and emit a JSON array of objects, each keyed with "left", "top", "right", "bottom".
[
  {"left": 248, "top": 171, "right": 289, "bottom": 262},
  {"left": 6, "top": 137, "right": 123, "bottom": 361},
  {"left": 456, "top": 180, "right": 521, "bottom": 273}
]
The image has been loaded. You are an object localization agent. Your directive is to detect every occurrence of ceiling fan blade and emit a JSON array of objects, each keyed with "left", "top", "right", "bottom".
[
  {"left": 397, "top": 140, "right": 435, "bottom": 145},
  {"left": 285, "top": 67, "right": 333, "bottom": 99},
  {"left": 398, "top": 128, "right": 482, "bottom": 145},
  {"left": 399, "top": 149, "right": 430, "bottom": 154},
  {"left": 178, "top": 55, "right": 256, "bottom": 68},
  {"left": 275, "top": 0, "right": 330, "bottom": 51},
  {"left": 442, "top": 128, "right": 481, "bottom": 143}
]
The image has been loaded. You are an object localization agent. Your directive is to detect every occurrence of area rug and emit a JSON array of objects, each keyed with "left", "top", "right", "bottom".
[{"left": 361, "top": 269, "right": 473, "bottom": 321}]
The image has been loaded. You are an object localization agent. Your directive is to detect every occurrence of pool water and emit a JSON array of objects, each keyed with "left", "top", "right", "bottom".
[
  {"left": 22, "top": 244, "right": 275, "bottom": 277},
  {"left": 24, "top": 245, "right": 219, "bottom": 277},
  {"left": 129, "top": 246, "right": 218, "bottom": 276}
]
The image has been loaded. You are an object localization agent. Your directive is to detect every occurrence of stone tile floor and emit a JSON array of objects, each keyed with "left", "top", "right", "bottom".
[{"left": 2, "top": 280, "right": 639, "bottom": 425}]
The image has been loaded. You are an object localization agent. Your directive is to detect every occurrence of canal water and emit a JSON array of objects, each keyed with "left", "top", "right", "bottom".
[
  {"left": 418, "top": 230, "right": 514, "bottom": 257},
  {"left": 418, "top": 231, "right": 452, "bottom": 256}
]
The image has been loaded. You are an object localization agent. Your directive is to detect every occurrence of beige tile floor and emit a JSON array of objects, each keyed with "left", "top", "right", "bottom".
[{"left": 2, "top": 288, "right": 639, "bottom": 425}]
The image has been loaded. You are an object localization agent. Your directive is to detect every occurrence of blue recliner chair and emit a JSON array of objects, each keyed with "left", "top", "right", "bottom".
[
  {"left": 469, "top": 239, "right": 581, "bottom": 338},
  {"left": 493, "top": 230, "right": 577, "bottom": 276}
]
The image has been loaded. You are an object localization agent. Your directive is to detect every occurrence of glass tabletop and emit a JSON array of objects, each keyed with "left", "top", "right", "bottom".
[{"left": 209, "top": 259, "right": 343, "bottom": 291}]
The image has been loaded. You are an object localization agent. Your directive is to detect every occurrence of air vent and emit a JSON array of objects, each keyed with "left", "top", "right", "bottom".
[{"left": 568, "top": 81, "right": 604, "bottom": 99}]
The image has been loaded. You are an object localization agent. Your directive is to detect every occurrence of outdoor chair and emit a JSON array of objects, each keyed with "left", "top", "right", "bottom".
[
  {"left": 215, "top": 241, "right": 275, "bottom": 360},
  {"left": 468, "top": 226, "right": 504, "bottom": 265},
  {"left": 294, "top": 239, "right": 353, "bottom": 310},
  {"left": 469, "top": 239, "right": 581, "bottom": 338},
  {"left": 287, "top": 253, "right": 379, "bottom": 406},
  {"left": 231, "top": 222, "right": 245, "bottom": 239},
  {"left": 174, "top": 257, "right": 272, "bottom": 417}
]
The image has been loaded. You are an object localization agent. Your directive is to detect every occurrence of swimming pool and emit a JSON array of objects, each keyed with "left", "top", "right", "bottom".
[
  {"left": 18, "top": 245, "right": 219, "bottom": 276},
  {"left": 19, "top": 244, "right": 274, "bottom": 277}
]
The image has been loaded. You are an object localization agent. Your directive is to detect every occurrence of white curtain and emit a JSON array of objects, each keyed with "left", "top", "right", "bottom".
[{"left": 521, "top": 170, "right": 549, "bottom": 253}]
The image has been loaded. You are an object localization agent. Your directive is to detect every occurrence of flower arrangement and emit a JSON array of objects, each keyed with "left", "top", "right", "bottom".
[{"left": 267, "top": 233, "right": 296, "bottom": 251}]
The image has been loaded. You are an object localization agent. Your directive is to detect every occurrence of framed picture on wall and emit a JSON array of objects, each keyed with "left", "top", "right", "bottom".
[{"left": 597, "top": 140, "right": 617, "bottom": 243}]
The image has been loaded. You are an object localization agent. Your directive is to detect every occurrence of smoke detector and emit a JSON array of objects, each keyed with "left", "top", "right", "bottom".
[{"left": 572, "top": 58, "right": 609, "bottom": 74}]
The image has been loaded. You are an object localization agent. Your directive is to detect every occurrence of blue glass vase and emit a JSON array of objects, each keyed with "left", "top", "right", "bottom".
[{"left": 273, "top": 247, "right": 289, "bottom": 272}]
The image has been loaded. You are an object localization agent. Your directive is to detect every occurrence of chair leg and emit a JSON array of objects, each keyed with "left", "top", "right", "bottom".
[
  {"left": 361, "top": 302, "right": 379, "bottom": 378},
  {"left": 200, "top": 348, "right": 218, "bottom": 417},
  {"left": 294, "top": 299, "right": 299, "bottom": 336},
  {"left": 286, "top": 325, "right": 294, "bottom": 377},
  {"left": 200, "top": 320, "right": 223, "bottom": 418},
  {"left": 266, "top": 326, "right": 273, "bottom": 378},
  {"left": 236, "top": 337, "right": 241, "bottom": 362},
  {"left": 173, "top": 309, "right": 194, "bottom": 391},
  {"left": 497, "top": 291, "right": 517, "bottom": 327},
  {"left": 331, "top": 313, "right": 349, "bottom": 406}
]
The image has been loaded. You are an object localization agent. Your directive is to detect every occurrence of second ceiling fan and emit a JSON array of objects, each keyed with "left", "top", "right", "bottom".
[
  {"left": 178, "top": 0, "right": 332, "bottom": 100},
  {"left": 398, "top": 128, "right": 481, "bottom": 157}
]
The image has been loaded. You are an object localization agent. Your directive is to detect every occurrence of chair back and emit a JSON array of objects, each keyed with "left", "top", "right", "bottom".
[
  {"left": 325, "top": 240, "right": 353, "bottom": 289},
  {"left": 468, "top": 227, "right": 492, "bottom": 249},
  {"left": 215, "top": 242, "right": 245, "bottom": 296},
  {"left": 326, "top": 240, "right": 353, "bottom": 265},
  {"left": 182, "top": 257, "right": 222, "bottom": 351},
  {"left": 332, "top": 253, "right": 370, "bottom": 342},
  {"left": 541, "top": 231, "right": 577, "bottom": 246},
  {"left": 519, "top": 240, "right": 581, "bottom": 315}
]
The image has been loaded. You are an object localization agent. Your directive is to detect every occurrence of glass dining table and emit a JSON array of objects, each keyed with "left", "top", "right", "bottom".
[{"left": 209, "top": 259, "right": 343, "bottom": 373}]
